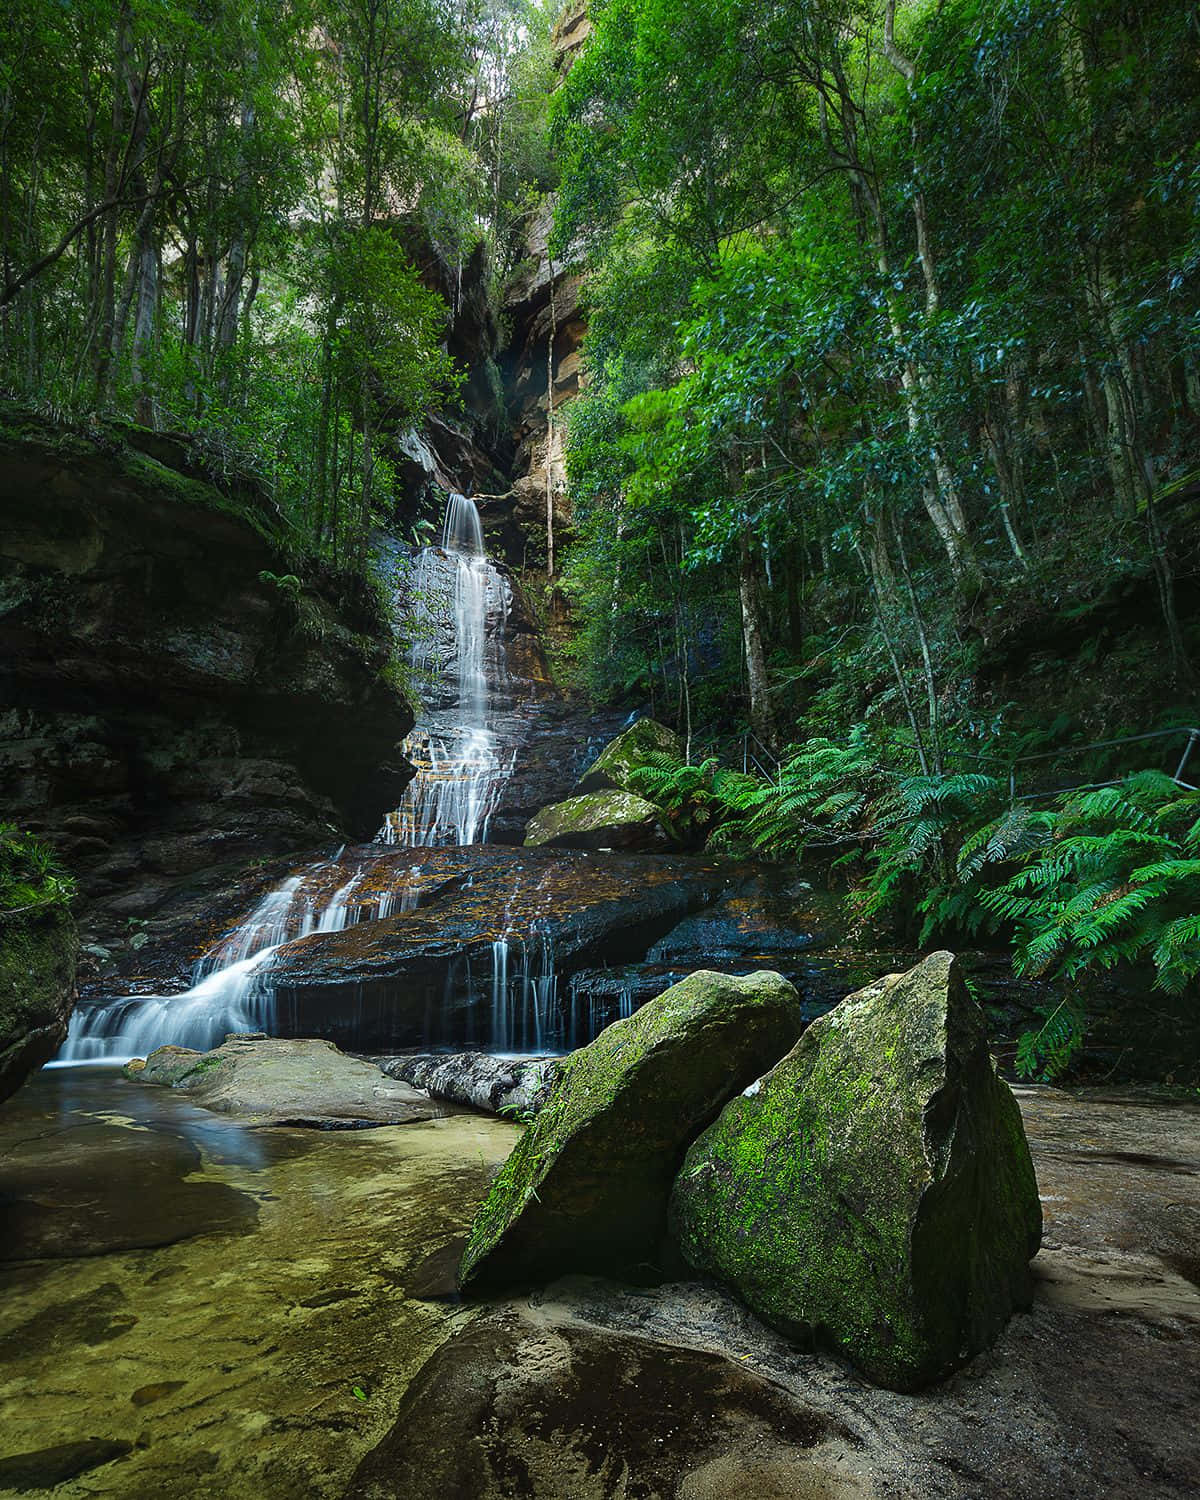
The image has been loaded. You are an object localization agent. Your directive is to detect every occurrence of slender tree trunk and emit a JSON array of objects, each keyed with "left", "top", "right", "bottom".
[
  {"left": 130, "top": 232, "right": 158, "bottom": 425},
  {"left": 737, "top": 532, "right": 780, "bottom": 753},
  {"left": 545, "top": 254, "right": 557, "bottom": 577},
  {"left": 981, "top": 402, "right": 1030, "bottom": 568}
]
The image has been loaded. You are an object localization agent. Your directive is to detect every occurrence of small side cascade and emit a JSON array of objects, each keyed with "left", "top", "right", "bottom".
[
  {"left": 487, "top": 927, "right": 560, "bottom": 1052},
  {"left": 60, "top": 854, "right": 430, "bottom": 1062}
]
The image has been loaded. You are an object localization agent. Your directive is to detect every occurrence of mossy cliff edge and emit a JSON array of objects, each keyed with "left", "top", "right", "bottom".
[
  {"left": 0, "top": 411, "right": 416, "bottom": 956},
  {"left": 0, "top": 902, "right": 77, "bottom": 1104}
]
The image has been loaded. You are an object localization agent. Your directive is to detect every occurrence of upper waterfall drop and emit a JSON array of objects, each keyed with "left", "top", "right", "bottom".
[{"left": 383, "top": 492, "right": 516, "bottom": 848}]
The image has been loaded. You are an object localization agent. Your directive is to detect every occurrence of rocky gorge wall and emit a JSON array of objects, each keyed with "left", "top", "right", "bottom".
[
  {"left": 390, "top": 6, "right": 589, "bottom": 574},
  {"left": 0, "top": 412, "right": 416, "bottom": 957}
]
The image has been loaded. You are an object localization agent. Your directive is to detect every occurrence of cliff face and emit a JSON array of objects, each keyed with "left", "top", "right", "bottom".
[
  {"left": 486, "top": 197, "right": 586, "bottom": 567},
  {"left": 0, "top": 414, "right": 415, "bottom": 947}
]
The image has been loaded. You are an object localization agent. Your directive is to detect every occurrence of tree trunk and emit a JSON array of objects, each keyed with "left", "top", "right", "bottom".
[{"left": 738, "top": 534, "right": 780, "bottom": 753}]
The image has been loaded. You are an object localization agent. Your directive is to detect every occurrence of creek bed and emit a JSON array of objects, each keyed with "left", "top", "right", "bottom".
[
  {"left": 0, "top": 1066, "right": 517, "bottom": 1497},
  {"left": 2, "top": 1069, "right": 1199, "bottom": 1498}
]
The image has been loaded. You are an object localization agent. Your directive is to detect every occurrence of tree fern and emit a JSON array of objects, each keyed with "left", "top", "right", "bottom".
[{"left": 1014, "top": 996, "right": 1088, "bottom": 1081}]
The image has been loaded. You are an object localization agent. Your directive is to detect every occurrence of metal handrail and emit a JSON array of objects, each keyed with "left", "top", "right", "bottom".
[
  {"left": 954, "top": 725, "right": 1200, "bottom": 802},
  {"left": 738, "top": 724, "right": 1200, "bottom": 802}
]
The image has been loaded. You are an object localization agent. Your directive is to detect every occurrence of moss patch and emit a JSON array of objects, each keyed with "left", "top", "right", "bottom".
[
  {"left": 0, "top": 901, "right": 78, "bottom": 1104},
  {"left": 524, "top": 790, "right": 665, "bottom": 849},
  {"left": 669, "top": 952, "right": 1043, "bottom": 1391},
  {"left": 459, "top": 969, "right": 804, "bottom": 1290},
  {"left": 576, "top": 719, "right": 684, "bottom": 796}
]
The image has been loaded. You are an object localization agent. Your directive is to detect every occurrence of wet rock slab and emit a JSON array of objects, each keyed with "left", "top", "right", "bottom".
[
  {"left": 266, "top": 845, "right": 732, "bottom": 1048},
  {"left": 0, "top": 1100, "right": 261, "bottom": 1261},
  {"left": 130, "top": 1035, "right": 440, "bottom": 1128}
]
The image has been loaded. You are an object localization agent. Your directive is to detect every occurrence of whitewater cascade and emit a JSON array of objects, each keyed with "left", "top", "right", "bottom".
[
  {"left": 60, "top": 492, "right": 553, "bottom": 1062},
  {"left": 382, "top": 492, "right": 516, "bottom": 846}
]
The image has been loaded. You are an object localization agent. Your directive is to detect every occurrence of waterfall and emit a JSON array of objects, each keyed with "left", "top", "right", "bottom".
[
  {"left": 487, "top": 926, "right": 559, "bottom": 1052},
  {"left": 59, "top": 855, "right": 430, "bottom": 1062},
  {"left": 58, "top": 492, "right": 557, "bottom": 1063},
  {"left": 383, "top": 493, "right": 515, "bottom": 847}
]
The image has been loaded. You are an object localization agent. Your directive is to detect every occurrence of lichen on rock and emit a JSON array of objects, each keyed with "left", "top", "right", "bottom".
[
  {"left": 523, "top": 789, "right": 667, "bottom": 850},
  {"left": 669, "top": 951, "right": 1042, "bottom": 1391},
  {"left": 575, "top": 718, "right": 684, "bottom": 796},
  {"left": 458, "top": 968, "right": 803, "bottom": 1290}
]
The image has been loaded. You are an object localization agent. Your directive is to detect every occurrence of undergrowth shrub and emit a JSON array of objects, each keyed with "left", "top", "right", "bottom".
[
  {"left": 631, "top": 739, "right": 1200, "bottom": 1080},
  {"left": 0, "top": 825, "right": 76, "bottom": 912}
]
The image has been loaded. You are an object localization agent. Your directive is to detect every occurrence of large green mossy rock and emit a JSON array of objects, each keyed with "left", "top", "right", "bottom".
[
  {"left": 459, "top": 969, "right": 803, "bottom": 1290},
  {"left": 0, "top": 904, "right": 77, "bottom": 1105},
  {"left": 669, "top": 951, "right": 1042, "bottom": 1392},
  {"left": 575, "top": 719, "right": 683, "bottom": 796},
  {"left": 524, "top": 789, "right": 667, "bottom": 850}
]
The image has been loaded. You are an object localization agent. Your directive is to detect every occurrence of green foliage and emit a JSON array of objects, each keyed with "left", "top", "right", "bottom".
[
  {"left": 555, "top": 0, "right": 1200, "bottom": 755},
  {"left": 259, "top": 571, "right": 302, "bottom": 599},
  {"left": 979, "top": 773, "right": 1200, "bottom": 997},
  {"left": 648, "top": 735, "right": 1200, "bottom": 1079},
  {"left": 0, "top": 826, "right": 75, "bottom": 913},
  {"left": 0, "top": 0, "right": 539, "bottom": 575},
  {"left": 627, "top": 752, "right": 757, "bottom": 843},
  {"left": 1014, "top": 998, "right": 1089, "bottom": 1084}
]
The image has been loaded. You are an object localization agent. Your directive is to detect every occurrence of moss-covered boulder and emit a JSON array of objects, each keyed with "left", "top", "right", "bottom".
[
  {"left": 0, "top": 904, "right": 78, "bottom": 1105},
  {"left": 669, "top": 951, "right": 1042, "bottom": 1392},
  {"left": 459, "top": 969, "right": 803, "bottom": 1290},
  {"left": 575, "top": 718, "right": 683, "bottom": 795},
  {"left": 523, "top": 789, "right": 667, "bottom": 850}
]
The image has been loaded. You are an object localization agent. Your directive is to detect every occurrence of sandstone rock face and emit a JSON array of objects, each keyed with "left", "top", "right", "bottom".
[
  {"left": 458, "top": 969, "right": 804, "bottom": 1290},
  {"left": 130, "top": 1034, "right": 437, "bottom": 1128},
  {"left": 575, "top": 717, "right": 684, "bottom": 795},
  {"left": 0, "top": 904, "right": 77, "bottom": 1104},
  {"left": 524, "top": 789, "right": 667, "bottom": 850},
  {"left": 670, "top": 951, "right": 1042, "bottom": 1391},
  {"left": 0, "top": 414, "right": 415, "bottom": 950}
]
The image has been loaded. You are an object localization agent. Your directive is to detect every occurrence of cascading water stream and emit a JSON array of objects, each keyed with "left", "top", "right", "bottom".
[
  {"left": 59, "top": 490, "right": 546, "bottom": 1063},
  {"left": 382, "top": 492, "right": 515, "bottom": 847}
]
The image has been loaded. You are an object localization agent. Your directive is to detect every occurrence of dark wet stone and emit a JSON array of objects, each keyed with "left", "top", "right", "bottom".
[
  {"left": 648, "top": 873, "right": 837, "bottom": 964},
  {"left": 0, "top": 1284, "right": 135, "bottom": 1364},
  {"left": 0, "top": 1438, "right": 132, "bottom": 1490},
  {"left": 0, "top": 1118, "right": 257, "bottom": 1260},
  {"left": 267, "top": 845, "right": 732, "bottom": 1050},
  {"left": 488, "top": 701, "right": 631, "bottom": 846},
  {"left": 403, "top": 1240, "right": 468, "bottom": 1301},
  {"left": 130, "top": 1381, "right": 186, "bottom": 1406},
  {"left": 297, "top": 1287, "right": 359, "bottom": 1309},
  {"left": 344, "top": 1313, "right": 856, "bottom": 1500}
]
